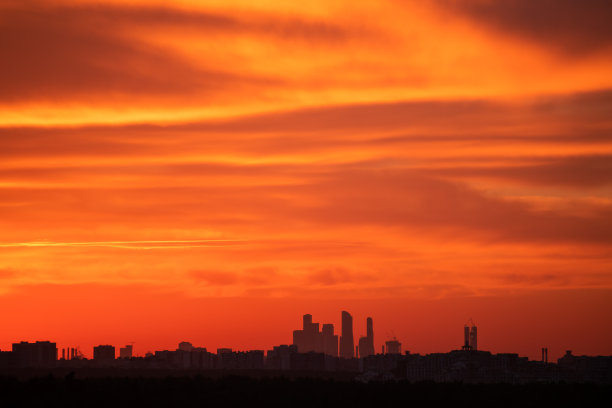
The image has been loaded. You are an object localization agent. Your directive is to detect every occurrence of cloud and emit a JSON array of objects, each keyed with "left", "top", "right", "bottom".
[
  {"left": 428, "top": 155, "right": 612, "bottom": 188},
  {"left": 190, "top": 270, "right": 239, "bottom": 286},
  {"left": 2, "top": 89, "right": 611, "bottom": 164},
  {"left": 307, "top": 267, "right": 374, "bottom": 286},
  {"left": 435, "top": 0, "right": 612, "bottom": 56},
  {"left": 0, "top": 2, "right": 367, "bottom": 104}
]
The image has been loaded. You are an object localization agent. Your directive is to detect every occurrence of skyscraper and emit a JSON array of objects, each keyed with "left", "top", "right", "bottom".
[
  {"left": 12, "top": 341, "right": 57, "bottom": 367},
  {"left": 293, "top": 314, "right": 336, "bottom": 355},
  {"left": 322, "top": 323, "right": 339, "bottom": 357},
  {"left": 358, "top": 317, "right": 375, "bottom": 357},
  {"left": 340, "top": 311, "right": 354, "bottom": 359},
  {"left": 462, "top": 321, "right": 477, "bottom": 351},
  {"left": 469, "top": 326, "right": 478, "bottom": 351}
]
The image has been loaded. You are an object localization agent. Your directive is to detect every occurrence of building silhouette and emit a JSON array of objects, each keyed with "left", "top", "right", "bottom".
[
  {"left": 470, "top": 326, "right": 478, "bottom": 350},
  {"left": 321, "top": 323, "right": 339, "bottom": 357},
  {"left": 93, "top": 345, "right": 115, "bottom": 361},
  {"left": 178, "top": 341, "right": 194, "bottom": 352},
  {"left": 358, "top": 317, "right": 375, "bottom": 358},
  {"left": 119, "top": 344, "right": 133, "bottom": 359},
  {"left": 1, "top": 312, "right": 611, "bottom": 384},
  {"left": 11, "top": 341, "right": 57, "bottom": 367},
  {"left": 462, "top": 321, "right": 478, "bottom": 351},
  {"left": 265, "top": 345, "right": 297, "bottom": 370},
  {"left": 340, "top": 311, "right": 354, "bottom": 358},
  {"left": 292, "top": 314, "right": 339, "bottom": 356},
  {"left": 385, "top": 338, "right": 401, "bottom": 355}
]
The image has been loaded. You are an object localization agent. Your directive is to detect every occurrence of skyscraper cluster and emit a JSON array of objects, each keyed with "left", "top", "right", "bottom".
[
  {"left": 293, "top": 311, "right": 377, "bottom": 359},
  {"left": 292, "top": 314, "right": 339, "bottom": 356}
]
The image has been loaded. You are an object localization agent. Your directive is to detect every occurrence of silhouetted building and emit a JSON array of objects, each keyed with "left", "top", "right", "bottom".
[
  {"left": 290, "top": 352, "right": 330, "bottom": 371},
  {"left": 93, "top": 345, "right": 115, "bottom": 361},
  {"left": 266, "top": 345, "right": 297, "bottom": 370},
  {"left": 178, "top": 342, "right": 194, "bottom": 352},
  {"left": 321, "top": 323, "right": 339, "bottom": 357},
  {"left": 340, "top": 311, "right": 354, "bottom": 358},
  {"left": 557, "top": 350, "right": 612, "bottom": 383},
  {"left": 470, "top": 326, "right": 478, "bottom": 350},
  {"left": 12, "top": 341, "right": 57, "bottom": 367},
  {"left": 462, "top": 322, "right": 477, "bottom": 351},
  {"left": 119, "top": 345, "right": 133, "bottom": 359},
  {"left": 358, "top": 317, "right": 375, "bottom": 358},
  {"left": 463, "top": 325, "right": 471, "bottom": 350},
  {"left": 292, "top": 314, "right": 338, "bottom": 356},
  {"left": 215, "top": 349, "right": 264, "bottom": 369},
  {"left": 191, "top": 347, "right": 215, "bottom": 369},
  {"left": 385, "top": 339, "right": 401, "bottom": 355}
]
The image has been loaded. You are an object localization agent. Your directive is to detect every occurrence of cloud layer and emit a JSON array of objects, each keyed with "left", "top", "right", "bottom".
[{"left": 0, "top": 0, "right": 611, "bottom": 355}]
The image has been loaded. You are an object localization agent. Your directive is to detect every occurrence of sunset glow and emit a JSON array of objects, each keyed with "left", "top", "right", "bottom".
[{"left": 1, "top": 0, "right": 612, "bottom": 360}]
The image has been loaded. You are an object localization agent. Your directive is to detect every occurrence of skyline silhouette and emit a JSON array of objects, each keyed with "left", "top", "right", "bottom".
[{"left": 1, "top": 310, "right": 611, "bottom": 384}]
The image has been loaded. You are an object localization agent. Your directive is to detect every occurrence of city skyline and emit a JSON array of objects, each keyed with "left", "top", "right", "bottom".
[
  {"left": 1, "top": 0, "right": 612, "bottom": 369},
  {"left": 2, "top": 310, "right": 610, "bottom": 385},
  {"left": 0, "top": 309, "right": 595, "bottom": 362}
]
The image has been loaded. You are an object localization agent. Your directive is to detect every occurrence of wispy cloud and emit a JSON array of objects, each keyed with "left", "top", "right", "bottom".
[{"left": 0, "top": 239, "right": 248, "bottom": 249}]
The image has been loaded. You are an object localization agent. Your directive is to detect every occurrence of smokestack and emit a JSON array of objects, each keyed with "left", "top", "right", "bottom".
[
  {"left": 542, "top": 348, "right": 548, "bottom": 363},
  {"left": 464, "top": 326, "right": 470, "bottom": 349}
]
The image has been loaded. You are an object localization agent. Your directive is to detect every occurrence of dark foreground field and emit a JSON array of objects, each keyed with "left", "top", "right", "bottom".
[{"left": 0, "top": 373, "right": 610, "bottom": 408}]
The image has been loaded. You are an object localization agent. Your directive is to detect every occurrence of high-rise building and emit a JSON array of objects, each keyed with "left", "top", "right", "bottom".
[
  {"left": 93, "top": 345, "right": 115, "bottom": 361},
  {"left": 463, "top": 325, "right": 471, "bottom": 350},
  {"left": 462, "top": 321, "right": 477, "bottom": 351},
  {"left": 119, "top": 344, "right": 133, "bottom": 359},
  {"left": 469, "top": 326, "right": 477, "bottom": 351},
  {"left": 178, "top": 342, "right": 194, "bottom": 352},
  {"left": 385, "top": 339, "right": 401, "bottom": 355},
  {"left": 357, "top": 317, "right": 375, "bottom": 358},
  {"left": 321, "top": 323, "right": 338, "bottom": 357},
  {"left": 293, "top": 314, "right": 337, "bottom": 355},
  {"left": 339, "top": 311, "right": 354, "bottom": 358},
  {"left": 12, "top": 341, "right": 57, "bottom": 367}
]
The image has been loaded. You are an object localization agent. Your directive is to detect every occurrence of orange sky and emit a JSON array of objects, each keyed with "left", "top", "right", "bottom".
[{"left": 1, "top": 0, "right": 612, "bottom": 360}]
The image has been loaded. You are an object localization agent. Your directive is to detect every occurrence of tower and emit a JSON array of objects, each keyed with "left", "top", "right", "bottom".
[
  {"left": 322, "top": 323, "right": 338, "bottom": 357},
  {"left": 462, "top": 320, "right": 477, "bottom": 351},
  {"left": 358, "top": 317, "right": 375, "bottom": 357},
  {"left": 367, "top": 317, "right": 373, "bottom": 347},
  {"left": 462, "top": 325, "right": 471, "bottom": 350},
  {"left": 469, "top": 326, "right": 477, "bottom": 351},
  {"left": 339, "top": 311, "right": 354, "bottom": 358}
]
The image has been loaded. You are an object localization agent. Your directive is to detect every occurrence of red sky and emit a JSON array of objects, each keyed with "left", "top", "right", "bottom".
[{"left": 1, "top": 0, "right": 612, "bottom": 360}]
